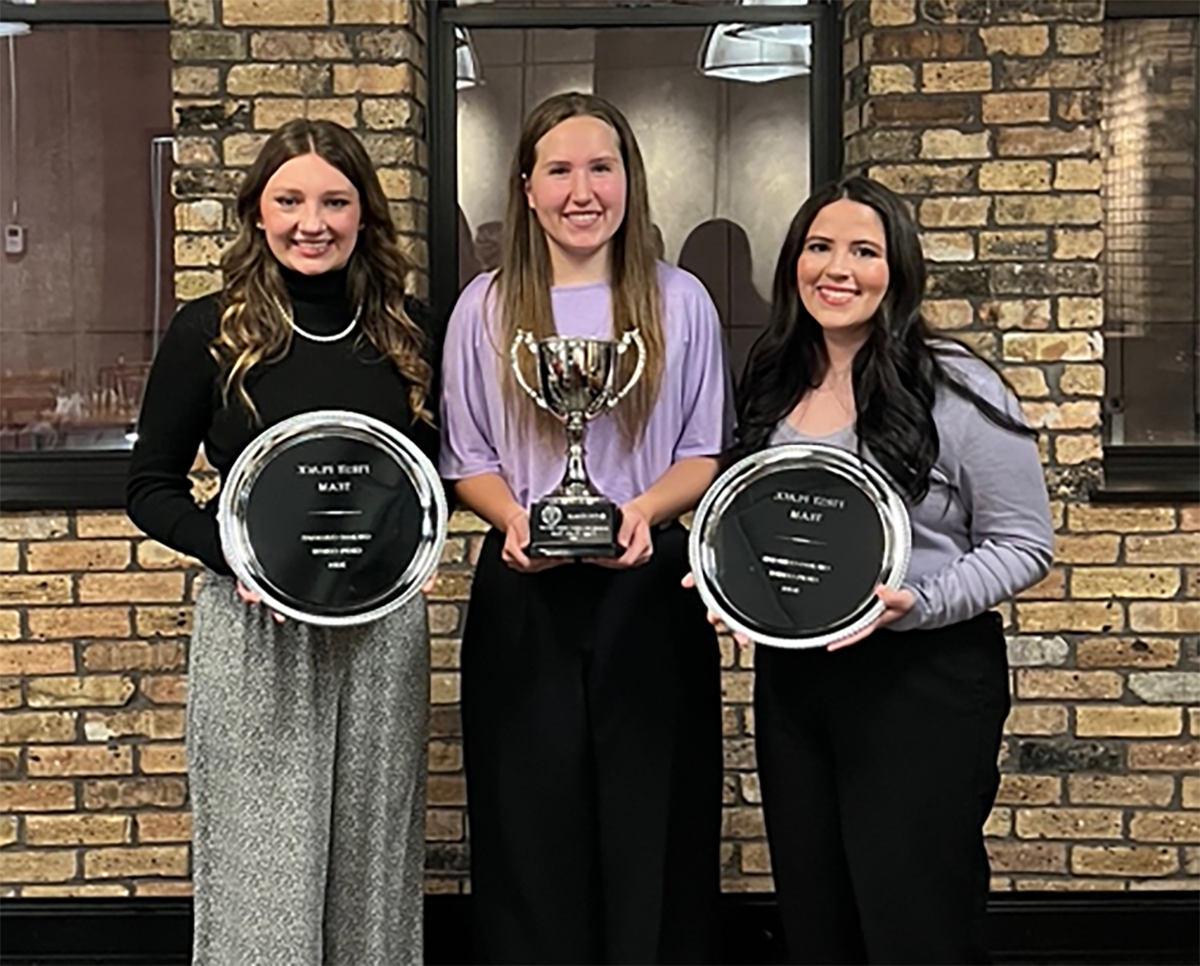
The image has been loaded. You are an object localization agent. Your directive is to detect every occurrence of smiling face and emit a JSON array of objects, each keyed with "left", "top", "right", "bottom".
[
  {"left": 797, "top": 198, "right": 890, "bottom": 338},
  {"left": 524, "top": 115, "right": 628, "bottom": 281},
  {"left": 258, "top": 152, "right": 362, "bottom": 275}
]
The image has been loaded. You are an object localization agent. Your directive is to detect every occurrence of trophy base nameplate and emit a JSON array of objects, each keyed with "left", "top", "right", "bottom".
[{"left": 528, "top": 498, "right": 621, "bottom": 558}]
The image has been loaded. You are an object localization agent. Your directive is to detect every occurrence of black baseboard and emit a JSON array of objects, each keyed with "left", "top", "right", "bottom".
[{"left": 0, "top": 892, "right": 1196, "bottom": 965}]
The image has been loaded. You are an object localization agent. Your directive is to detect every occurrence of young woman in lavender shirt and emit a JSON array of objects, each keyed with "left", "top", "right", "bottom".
[
  {"left": 440, "top": 93, "right": 729, "bottom": 964},
  {"left": 694, "top": 175, "right": 1054, "bottom": 964}
]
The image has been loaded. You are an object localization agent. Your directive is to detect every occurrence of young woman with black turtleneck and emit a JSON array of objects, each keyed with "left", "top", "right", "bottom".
[{"left": 127, "top": 120, "right": 438, "bottom": 966}]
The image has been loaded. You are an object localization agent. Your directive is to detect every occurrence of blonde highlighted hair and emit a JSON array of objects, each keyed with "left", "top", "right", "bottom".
[
  {"left": 213, "top": 119, "right": 432, "bottom": 424},
  {"left": 493, "top": 92, "right": 664, "bottom": 446}
]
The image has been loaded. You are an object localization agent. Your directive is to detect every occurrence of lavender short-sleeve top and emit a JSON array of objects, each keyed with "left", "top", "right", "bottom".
[{"left": 439, "top": 262, "right": 731, "bottom": 510}]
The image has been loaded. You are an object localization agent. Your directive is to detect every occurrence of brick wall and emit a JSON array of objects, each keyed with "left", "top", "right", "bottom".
[{"left": 840, "top": 0, "right": 1199, "bottom": 891}]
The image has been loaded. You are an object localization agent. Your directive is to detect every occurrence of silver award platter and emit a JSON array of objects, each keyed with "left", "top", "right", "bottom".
[
  {"left": 218, "top": 409, "right": 447, "bottom": 626},
  {"left": 689, "top": 443, "right": 911, "bottom": 649}
]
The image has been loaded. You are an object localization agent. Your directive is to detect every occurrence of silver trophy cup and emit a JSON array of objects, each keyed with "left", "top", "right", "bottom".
[{"left": 511, "top": 329, "right": 645, "bottom": 556}]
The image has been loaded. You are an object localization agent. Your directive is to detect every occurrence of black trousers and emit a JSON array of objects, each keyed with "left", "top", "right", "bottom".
[
  {"left": 755, "top": 611, "right": 1010, "bottom": 966},
  {"left": 461, "top": 523, "right": 722, "bottom": 965}
]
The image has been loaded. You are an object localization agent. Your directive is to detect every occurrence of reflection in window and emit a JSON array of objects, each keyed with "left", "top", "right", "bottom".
[
  {"left": 1103, "top": 17, "right": 1199, "bottom": 446},
  {"left": 456, "top": 24, "right": 813, "bottom": 378},
  {"left": 0, "top": 24, "right": 172, "bottom": 452}
]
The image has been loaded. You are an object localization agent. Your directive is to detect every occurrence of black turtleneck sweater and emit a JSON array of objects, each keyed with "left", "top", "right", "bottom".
[{"left": 126, "top": 265, "right": 442, "bottom": 575}]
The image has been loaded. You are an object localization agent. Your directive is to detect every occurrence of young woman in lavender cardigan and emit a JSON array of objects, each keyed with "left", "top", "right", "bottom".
[{"left": 691, "top": 175, "right": 1054, "bottom": 966}]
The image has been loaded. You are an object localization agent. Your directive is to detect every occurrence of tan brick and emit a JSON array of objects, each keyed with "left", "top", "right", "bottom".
[
  {"left": 918, "top": 196, "right": 991, "bottom": 227},
  {"left": 223, "top": 0, "right": 328, "bottom": 26},
  {"left": 740, "top": 842, "right": 773, "bottom": 874},
  {"left": 1130, "top": 812, "right": 1200, "bottom": 844},
  {"left": 920, "top": 129, "right": 990, "bottom": 159},
  {"left": 1, "top": 780, "right": 75, "bottom": 813},
  {"left": 84, "top": 710, "right": 185, "bottom": 742},
  {"left": 249, "top": 29, "right": 352, "bottom": 60},
  {"left": 82, "top": 778, "right": 187, "bottom": 810},
  {"left": 1054, "top": 534, "right": 1118, "bottom": 564},
  {"left": 1059, "top": 297, "right": 1102, "bottom": 329},
  {"left": 140, "top": 675, "right": 187, "bottom": 705},
  {"left": 1003, "top": 367, "right": 1050, "bottom": 399},
  {"left": 253, "top": 97, "right": 358, "bottom": 131},
  {"left": 922, "top": 61, "right": 992, "bottom": 93},
  {"left": 0, "top": 852, "right": 77, "bottom": 883},
  {"left": 431, "top": 572, "right": 470, "bottom": 601},
  {"left": 0, "top": 645, "right": 75, "bottom": 676},
  {"left": 998, "top": 126, "right": 1095, "bottom": 158},
  {"left": 723, "top": 807, "right": 767, "bottom": 839},
  {"left": 1016, "top": 670, "right": 1122, "bottom": 700},
  {"left": 84, "top": 846, "right": 189, "bottom": 879},
  {"left": 173, "top": 235, "right": 226, "bottom": 266},
  {"left": 428, "top": 775, "right": 466, "bottom": 807},
  {"left": 0, "top": 711, "right": 76, "bottom": 744},
  {"left": 333, "top": 63, "right": 413, "bottom": 96},
  {"left": 1056, "top": 24, "right": 1102, "bottom": 55},
  {"left": 1016, "top": 808, "right": 1122, "bottom": 840},
  {"left": 1003, "top": 332, "right": 1101, "bottom": 363},
  {"left": 986, "top": 841, "right": 1066, "bottom": 873},
  {"left": 429, "top": 638, "right": 460, "bottom": 669},
  {"left": 1016, "top": 568, "right": 1066, "bottom": 599},
  {"left": 1005, "top": 705, "right": 1068, "bottom": 735},
  {"left": 135, "top": 608, "right": 193, "bottom": 637},
  {"left": 1182, "top": 777, "right": 1199, "bottom": 809},
  {"left": 981, "top": 299, "right": 1051, "bottom": 330},
  {"left": 0, "top": 576, "right": 72, "bottom": 606},
  {"left": 870, "top": 64, "right": 916, "bottom": 95},
  {"left": 981, "top": 231, "right": 1050, "bottom": 263},
  {"left": 0, "top": 612, "right": 19, "bottom": 641},
  {"left": 1126, "top": 534, "right": 1200, "bottom": 565},
  {"left": 980, "top": 25, "right": 1050, "bottom": 57},
  {"left": 0, "top": 515, "right": 69, "bottom": 540},
  {"left": 1016, "top": 602, "right": 1120, "bottom": 633},
  {"left": 1014, "top": 878, "right": 1126, "bottom": 891},
  {"left": 173, "top": 66, "right": 219, "bottom": 97},
  {"left": 983, "top": 91, "right": 1051, "bottom": 125},
  {"left": 868, "top": 163, "right": 974, "bottom": 195},
  {"left": 75, "top": 514, "right": 141, "bottom": 539},
  {"left": 134, "top": 880, "right": 194, "bottom": 896},
  {"left": 1021, "top": 402, "right": 1100, "bottom": 431},
  {"left": 0, "top": 544, "right": 18, "bottom": 573},
  {"left": 26, "top": 815, "right": 130, "bottom": 846},
  {"left": 174, "top": 199, "right": 224, "bottom": 233},
  {"left": 921, "top": 231, "right": 975, "bottom": 262},
  {"left": 1068, "top": 775, "right": 1175, "bottom": 807},
  {"left": 869, "top": 0, "right": 916, "bottom": 26},
  {"left": 1072, "top": 846, "right": 1178, "bottom": 877},
  {"left": 996, "top": 194, "right": 1102, "bottom": 225},
  {"left": 997, "top": 775, "right": 1061, "bottom": 806},
  {"left": 1075, "top": 707, "right": 1181, "bottom": 738},
  {"left": 135, "top": 542, "right": 198, "bottom": 571},
  {"left": 226, "top": 64, "right": 327, "bottom": 97},
  {"left": 1072, "top": 567, "right": 1181, "bottom": 599},
  {"left": 984, "top": 807, "right": 1012, "bottom": 838},
  {"left": 1072, "top": 620, "right": 1135, "bottom": 664},
  {"left": 1, "top": 679, "right": 20, "bottom": 710},
  {"left": 1130, "top": 603, "right": 1200, "bottom": 634},
  {"left": 334, "top": 0, "right": 413, "bottom": 24},
  {"left": 139, "top": 744, "right": 188, "bottom": 775},
  {"left": 136, "top": 813, "right": 193, "bottom": 843},
  {"left": 0, "top": 816, "right": 15, "bottom": 846},
  {"left": 27, "top": 676, "right": 134, "bottom": 709},
  {"left": 28, "top": 608, "right": 131, "bottom": 641},
  {"left": 362, "top": 97, "right": 417, "bottom": 132},
  {"left": 82, "top": 642, "right": 185, "bottom": 672},
  {"left": 28, "top": 745, "right": 132, "bottom": 777},
  {"left": 22, "top": 883, "right": 130, "bottom": 897},
  {"left": 1055, "top": 435, "right": 1102, "bottom": 466},
  {"left": 79, "top": 574, "right": 186, "bottom": 605},
  {"left": 1059, "top": 364, "right": 1104, "bottom": 396},
  {"left": 1181, "top": 507, "right": 1200, "bottom": 531},
  {"left": 1054, "top": 159, "right": 1102, "bottom": 192},
  {"left": 1053, "top": 229, "right": 1104, "bottom": 260},
  {"left": 1128, "top": 742, "right": 1200, "bottom": 772},
  {"left": 1070, "top": 506, "right": 1176, "bottom": 533}
]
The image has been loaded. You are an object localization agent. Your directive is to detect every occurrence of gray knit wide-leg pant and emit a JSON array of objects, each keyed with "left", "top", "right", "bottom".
[{"left": 187, "top": 574, "right": 429, "bottom": 966}]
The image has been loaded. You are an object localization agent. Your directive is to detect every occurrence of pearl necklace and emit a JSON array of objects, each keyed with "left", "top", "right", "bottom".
[{"left": 270, "top": 294, "right": 362, "bottom": 343}]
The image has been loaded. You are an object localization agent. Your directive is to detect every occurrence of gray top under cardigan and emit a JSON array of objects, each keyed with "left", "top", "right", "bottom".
[{"left": 769, "top": 347, "right": 1054, "bottom": 633}]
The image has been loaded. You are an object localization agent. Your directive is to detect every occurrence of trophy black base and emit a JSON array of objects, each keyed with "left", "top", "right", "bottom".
[{"left": 527, "top": 498, "right": 621, "bottom": 558}]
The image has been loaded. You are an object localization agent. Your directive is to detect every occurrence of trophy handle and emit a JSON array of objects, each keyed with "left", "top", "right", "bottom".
[
  {"left": 606, "top": 329, "right": 646, "bottom": 411},
  {"left": 510, "top": 330, "right": 551, "bottom": 412}
]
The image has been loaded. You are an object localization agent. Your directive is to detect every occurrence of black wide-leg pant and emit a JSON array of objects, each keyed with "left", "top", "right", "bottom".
[
  {"left": 755, "top": 611, "right": 1010, "bottom": 966},
  {"left": 461, "top": 524, "right": 722, "bottom": 966}
]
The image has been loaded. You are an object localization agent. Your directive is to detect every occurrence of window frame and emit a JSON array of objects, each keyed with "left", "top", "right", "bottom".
[
  {"left": 1094, "top": 0, "right": 1200, "bottom": 502},
  {"left": 426, "top": 0, "right": 844, "bottom": 328},
  {"left": 0, "top": 0, "right": 171, "bottom": 511}
]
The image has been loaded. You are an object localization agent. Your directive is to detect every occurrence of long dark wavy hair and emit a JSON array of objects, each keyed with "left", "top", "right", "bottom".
[
  {"left": 214, "top": 119, "right": 432, "bottom": 424},
  {"left": 733, "top": 175, "right": 1034, "bottom": 503}
]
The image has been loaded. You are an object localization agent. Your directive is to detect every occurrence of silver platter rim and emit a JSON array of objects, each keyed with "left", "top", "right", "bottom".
[
  {"left": 688, "top": 443, "right": 912, "bottom": 649},
  {"left": 218, "top": 409, "right": 447, "bottom": 627}
]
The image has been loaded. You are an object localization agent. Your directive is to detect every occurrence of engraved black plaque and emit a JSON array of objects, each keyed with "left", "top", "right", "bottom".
[
  {"left": 689, "top": 444, "right": 910, "bottom": 648},
  {"left": 219, "top": 410, "right": 446, "bottom": 626}
]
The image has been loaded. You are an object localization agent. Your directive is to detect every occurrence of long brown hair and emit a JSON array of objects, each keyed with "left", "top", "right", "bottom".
[
  {"left": 213, "top": 119, "right": 432, "bottom": 424},
  {"left": 493, "top": 92, "right": 664, "bottom": 446}
]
